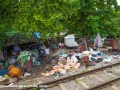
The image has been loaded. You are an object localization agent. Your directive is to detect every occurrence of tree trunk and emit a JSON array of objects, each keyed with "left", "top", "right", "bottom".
[{"left": 85, "top": 35, "right": 90, "bottom": 51}]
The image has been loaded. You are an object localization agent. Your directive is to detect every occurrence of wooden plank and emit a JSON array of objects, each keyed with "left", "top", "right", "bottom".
[
  {"left": 0, "top": 79, "right": 9, "bottom": 85},
  {"left": 79, "top": 81, "right": 89, "bottom": 89},
  {"left": 114, "top": 69, "right": 120, "bottom": 72},
  {"left": 40, "top": 89, "right": 45, "bottom": 90},
  {"left": 104, "top": 71, "right": 117, "bottom": 78},
  {"left": 111, "top": 85, "right": 120, "bottom": 90},
  {"left": 0, "top": 52, "right": 4, "bottom": 60},
  {"left": 99, "top": 48, "right": 108, "bottom": 52},
  {"left": 107, "top": 47, "right": 112, "bottom": 49},
  {"left": 59, "top": 84, "right": 67, "bottom": 90},
  {"left": 93, "top": 75, "right": 105, "bottom": 82}
]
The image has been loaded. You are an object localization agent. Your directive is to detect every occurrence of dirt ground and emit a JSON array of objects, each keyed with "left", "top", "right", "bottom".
[
  {"left": 16, "top": 47, "right": 108, "bottom": 80},
  {"left": 14, "top": 48, "right": 79, "bottom": 85},
  {"left": 1, "top": 47, "right": 113, "bottom": 90}
]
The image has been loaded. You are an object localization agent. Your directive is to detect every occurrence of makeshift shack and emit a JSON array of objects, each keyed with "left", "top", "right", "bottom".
[
  {"left": 2, "top": 32, "right": 40, "bottom": 60},
  {"left": 0, "top": 32, "right": 41, "bottom": 85}
]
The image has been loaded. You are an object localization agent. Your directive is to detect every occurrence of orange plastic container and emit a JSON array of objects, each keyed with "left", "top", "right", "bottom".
[{"left": 8, "top": 68, "right": 22, "bottom": 77}]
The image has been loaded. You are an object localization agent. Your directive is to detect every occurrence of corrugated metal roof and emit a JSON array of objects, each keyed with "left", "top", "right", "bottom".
[{"left": 4, "top": 33, "right": 39, "bottom": 46}]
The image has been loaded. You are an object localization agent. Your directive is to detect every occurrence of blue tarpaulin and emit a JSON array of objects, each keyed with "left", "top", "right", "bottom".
[
  {"left": 0, "top": 70, "right": 8, "bottom": 76},
  {"left": 34, "top": 32, "right": 41, "bottom": 38}
]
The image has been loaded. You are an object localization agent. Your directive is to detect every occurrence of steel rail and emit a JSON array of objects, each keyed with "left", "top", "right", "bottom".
[
  {"left": 22, "top": 62, "right": 120, "bottom": 90},
  {"left": 87, "top": 77, "right": 120, "bottom": 90},
  {"left": 39, "top": 62, "right": 120, "bottom": 86}
]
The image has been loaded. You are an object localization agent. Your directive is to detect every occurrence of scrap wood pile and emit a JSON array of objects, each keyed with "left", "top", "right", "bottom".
[{"left": 41, "top": 48, "right": 120, "bottom": 78}]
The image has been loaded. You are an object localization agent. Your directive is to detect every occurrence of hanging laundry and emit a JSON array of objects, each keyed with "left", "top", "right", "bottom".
[{"left": 13, "top": 44, "right": 20, "bottom": 52}]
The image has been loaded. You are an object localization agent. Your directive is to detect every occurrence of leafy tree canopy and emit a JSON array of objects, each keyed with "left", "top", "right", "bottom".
[
  {"left": 12, "top": 0, "right": 78, "bottom": 39},
  {"left": 0, "top": 0, "right": 120, "bottom": 51},
  {"left": 1, "top": 0, "right": 119, "bottom": 37},
  {"left": 65, "top": 0, "right": 119, "bottom": 38}
]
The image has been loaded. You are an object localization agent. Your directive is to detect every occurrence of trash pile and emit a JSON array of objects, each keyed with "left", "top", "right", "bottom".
[
  {"left": 41, "top": 48, "right": 120, "bottom": 78},
  {"left": 0, "top": 50, "right": 41, "bottom": 85}
]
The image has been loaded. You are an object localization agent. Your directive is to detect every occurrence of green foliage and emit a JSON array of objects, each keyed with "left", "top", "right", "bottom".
[
  {"left": 0, "top": 0, "right": 120, "bottom": 51},
  {"left": 54, "top": 84, "right": 58, "bottom": 86},
  {"left": 13, "top": 0, "right": 77, "bottom": 40},
  {"left": 0, "top": 0, "right": 18, "bottom": 32},
  {"left": 112, "top": 11, "right": 120, "bottom": 36},
  {"left": 65, "top": 0, "right": 119, "bottom": 38},
  {"left": 117, "top": 82, "right": 120, "bottom": 86},
  {"left": 32, "top": 87, "right": 37, "bottom": 90},
  {"left": 0, "top": 32, "right": 8, "bottom": 52}
]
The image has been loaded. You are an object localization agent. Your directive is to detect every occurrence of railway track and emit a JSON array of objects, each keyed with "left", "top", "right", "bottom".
[
  {"left": 40, "top": 62, "right": 120, "bottom": 86},
  {"left": 39, "top": 62, "right": 120, "bottom": 90},
  {"left": 21, "top": 61, "right": 120, "bottom": 90}
]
